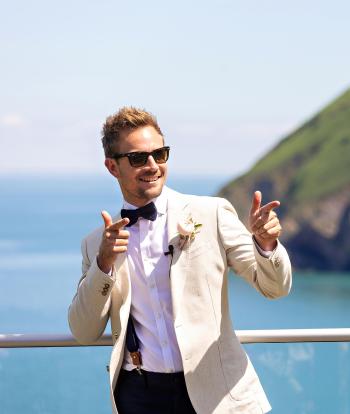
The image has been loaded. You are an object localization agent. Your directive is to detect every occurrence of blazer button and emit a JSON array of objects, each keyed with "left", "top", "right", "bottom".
[
  {"left": 274, "top": 258, "right": 281, "bottom": 267},
  {"left": 104, "top": 283, "right": 110, "bottom": 289},
  {"left": 102, "top": 291, "right": 107, "bottom": 296},
  {"left": 106, "top": 365, "right": 110, "bottom": 372}
]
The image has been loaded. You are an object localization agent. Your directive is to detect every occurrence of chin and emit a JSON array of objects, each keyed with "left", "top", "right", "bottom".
[
  {"left": 145, "top": 186, "right": 163, "bottom": 198},
  {"left": 141, "top": 183, "right": 164, "bottom": 199}
]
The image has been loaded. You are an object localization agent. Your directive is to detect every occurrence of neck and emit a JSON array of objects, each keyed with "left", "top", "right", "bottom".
[
  {"left": 122, "top": 194, "right": 154, "bottom": 208},
  {"left": 121, "top": 188, "right": 164, "bottom": 208}
]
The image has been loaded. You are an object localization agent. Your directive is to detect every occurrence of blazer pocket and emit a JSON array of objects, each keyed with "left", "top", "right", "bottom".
[{"left": 189, "top": 240, "right": 211, "bottom": 259}]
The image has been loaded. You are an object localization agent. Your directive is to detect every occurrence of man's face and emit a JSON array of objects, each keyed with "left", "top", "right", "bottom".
[{"left": 106, "top": 126, "right": 168, "bottom": 207}]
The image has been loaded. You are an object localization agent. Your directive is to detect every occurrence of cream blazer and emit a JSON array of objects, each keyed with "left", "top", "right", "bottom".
[{"left": 68, "top": 188, "right": 292, "bottom": 414}]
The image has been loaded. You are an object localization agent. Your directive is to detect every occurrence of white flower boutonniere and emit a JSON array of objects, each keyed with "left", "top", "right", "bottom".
[{"left": 177, "top": 215, "right": 202, "bottom": 250}]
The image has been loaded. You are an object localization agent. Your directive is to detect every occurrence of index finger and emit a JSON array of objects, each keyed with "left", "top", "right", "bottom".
[
  {"left": 260, "top": 200, "right": 280, "bottom": 215},
  {"left": 250, "top": 191, "right": 262, "bottom": 216},
  {"left": 108, "top": 217, "right": 130, "bottom": 230}
]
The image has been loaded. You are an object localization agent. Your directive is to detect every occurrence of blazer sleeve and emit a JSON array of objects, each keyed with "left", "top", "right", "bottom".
[
  {"left": 217, "top": 197, "right": 292, "bottom": 299},
  {"left": 68, "top": 237, "right": 117, "bottom": 344}
]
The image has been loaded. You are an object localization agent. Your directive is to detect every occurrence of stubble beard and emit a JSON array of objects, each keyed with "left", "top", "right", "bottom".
[{"left": 136, "top": 180, "right": 164, "bottom": 203}]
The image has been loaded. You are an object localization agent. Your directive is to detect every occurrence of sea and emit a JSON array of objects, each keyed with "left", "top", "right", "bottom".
[{"left": 0, "top": 175, "right": 349, "bottom": 414}]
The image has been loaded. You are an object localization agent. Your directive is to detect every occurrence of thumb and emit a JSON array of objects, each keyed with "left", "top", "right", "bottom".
[
  {"left": 101, "top": 210, "right": 113, "bottom": 228},
  {"left": 250, "top": 191, "right": 262, "bottom": 216}
]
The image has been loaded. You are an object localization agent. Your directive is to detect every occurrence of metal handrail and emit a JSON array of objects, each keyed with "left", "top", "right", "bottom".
[{"left": 1, "top": 328, "right": 350, "bottom": 348}]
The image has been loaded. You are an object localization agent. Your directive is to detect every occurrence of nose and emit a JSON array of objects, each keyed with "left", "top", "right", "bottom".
[{"left": 145, "top": 154, "right": 158, "bottom": 170}]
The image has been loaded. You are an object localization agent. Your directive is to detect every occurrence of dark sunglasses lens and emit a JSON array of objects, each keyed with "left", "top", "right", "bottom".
[
  {"left": 128, "top": 147, "right": 170, "bottom": 167},
  {"left": 153, "top": 147, "right": 169, "bottom": 163},
  {"left": 129, "top": 152, "right": 148, "bottom": 167}
]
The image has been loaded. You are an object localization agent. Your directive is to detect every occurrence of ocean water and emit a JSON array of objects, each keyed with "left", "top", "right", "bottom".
[{"left": 0, "top": 175, "right": 349, "bottom": 414}]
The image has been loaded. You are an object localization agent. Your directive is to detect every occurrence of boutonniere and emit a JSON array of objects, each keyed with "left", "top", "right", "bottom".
[{"left": 177, "top": 215, "right": 203, "bottom": 250}]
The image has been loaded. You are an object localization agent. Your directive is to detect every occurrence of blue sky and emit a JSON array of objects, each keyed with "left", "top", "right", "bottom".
[{"left": 1, "top": 0, "right": 349, "bottom": 179}]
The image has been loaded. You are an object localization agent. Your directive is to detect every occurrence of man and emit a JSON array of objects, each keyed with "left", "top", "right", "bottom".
[{"left": 68, "top": 107, "right": 292, "bottom": 414}]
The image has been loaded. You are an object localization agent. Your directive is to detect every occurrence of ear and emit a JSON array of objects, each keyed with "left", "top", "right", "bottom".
[{"left": 105, "top": 158, "right": 120, "bottom": 178}]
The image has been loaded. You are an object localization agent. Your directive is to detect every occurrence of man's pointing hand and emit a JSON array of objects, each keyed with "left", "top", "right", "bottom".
[
  {"left": 97, "top": 211, "right": 130, "bottom": 274},
  {"left": 249, "top": 191, "right": 282, "bottom": 251}
]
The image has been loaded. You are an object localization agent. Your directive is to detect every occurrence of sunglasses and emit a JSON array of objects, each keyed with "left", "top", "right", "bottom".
[{"left": 111, "top": 146, "right": 170, "bottom": 168}]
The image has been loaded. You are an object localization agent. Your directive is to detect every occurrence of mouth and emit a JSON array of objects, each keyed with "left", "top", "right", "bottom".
[{"left": 139, "top": 175, "right": 162, "bottom": 183}]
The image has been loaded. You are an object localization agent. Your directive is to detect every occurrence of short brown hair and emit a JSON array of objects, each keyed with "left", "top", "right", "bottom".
[{"left": 101, "top": 106, "right": 163, "bottom": 157}]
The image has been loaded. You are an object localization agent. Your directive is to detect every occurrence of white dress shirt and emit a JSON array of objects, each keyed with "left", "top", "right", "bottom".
[{"left": 122, "top": 187, "right": 183, "bottom": 373}]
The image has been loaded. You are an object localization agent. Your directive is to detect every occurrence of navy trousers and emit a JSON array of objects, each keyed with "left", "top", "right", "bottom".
[{"left": 114, "top": 369, "right": 197, "bottom": 414}]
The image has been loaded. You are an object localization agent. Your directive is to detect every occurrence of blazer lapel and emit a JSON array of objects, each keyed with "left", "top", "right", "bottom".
[{"left": 166, "top": 189, "right": 190, "bottom": 320}]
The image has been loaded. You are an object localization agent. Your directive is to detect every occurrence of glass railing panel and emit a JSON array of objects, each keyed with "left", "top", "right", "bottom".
[
  {"left": 0, "top": 342, "right": 349, "bottom": 414},
  {"left": 246, "top": 342, "right": 350, "bottom": 414},
  {"left": 0, "top": 347, "right": 112, "bottom": 414}
]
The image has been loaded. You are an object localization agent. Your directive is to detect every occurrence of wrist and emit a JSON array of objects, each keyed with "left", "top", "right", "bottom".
[
  {"left": 253, "top": 236, "right": 277, "bottom": 252},
  {"left": 97, "top": 255, "right": 112, "bottom": 274}
]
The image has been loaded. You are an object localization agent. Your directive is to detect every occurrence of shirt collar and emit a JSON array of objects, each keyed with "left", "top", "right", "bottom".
[{"left": 122, "top": 186, "right": 168, "bottom": 216}]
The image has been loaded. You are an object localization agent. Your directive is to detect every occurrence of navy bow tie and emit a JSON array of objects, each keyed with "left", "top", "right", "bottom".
[{"left": 121, "top": 202, "right": 157, "bottom": 227}]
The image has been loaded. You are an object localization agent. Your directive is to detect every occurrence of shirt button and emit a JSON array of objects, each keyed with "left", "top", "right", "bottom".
[{"left": 161, "top": 340, "right": 168, "bottom": 347}]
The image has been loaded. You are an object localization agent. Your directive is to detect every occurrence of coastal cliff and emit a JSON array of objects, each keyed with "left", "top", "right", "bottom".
[{"left": 218, "top": 88, "right": 350, "bottom": 271}]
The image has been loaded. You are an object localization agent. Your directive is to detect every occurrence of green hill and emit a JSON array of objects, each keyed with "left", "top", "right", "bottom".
[{"left": 218, "top": 88, "right": 350, "bottom": 271}]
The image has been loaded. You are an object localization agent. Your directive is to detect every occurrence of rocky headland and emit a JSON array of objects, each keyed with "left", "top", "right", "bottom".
[{"left": 218, "top": 88, "right": 350, "bottom": 271}]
